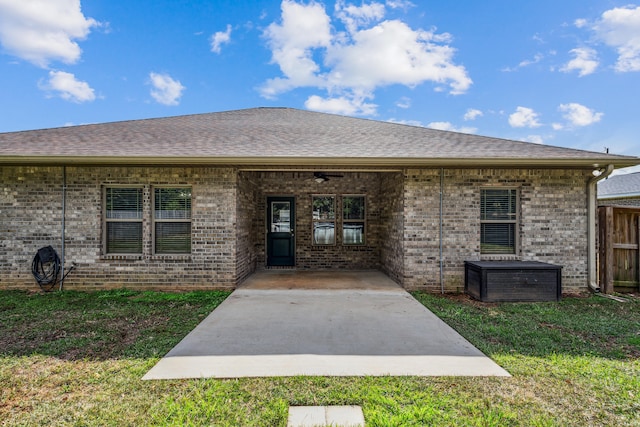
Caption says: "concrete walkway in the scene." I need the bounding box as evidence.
[143,271,509,379]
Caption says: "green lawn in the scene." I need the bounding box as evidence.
[1,289,639,426]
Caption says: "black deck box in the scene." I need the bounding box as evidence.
[464,261,562,302]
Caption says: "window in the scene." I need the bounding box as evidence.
[480,188,517,254]
[154,187,192,254]
[104,187,143,254]
[312,195,335,245]
[343,195,365,245]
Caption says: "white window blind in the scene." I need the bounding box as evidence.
[480,189,517,254]
[105,187,143,254]
[154,188,192,254]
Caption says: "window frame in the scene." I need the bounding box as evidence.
[342,194,366,245]
[312,194,336,246]
[480,187,519,255]
[103,185,144,255]
[152,186,193,255]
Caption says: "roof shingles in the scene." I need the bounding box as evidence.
[0,107,637,167]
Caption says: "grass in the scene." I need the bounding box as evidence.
[1,289,639,426]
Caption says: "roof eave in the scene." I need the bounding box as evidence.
[0,155,638,168]
[598,192,640,200]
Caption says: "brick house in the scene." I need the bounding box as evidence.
[1,108,637,292]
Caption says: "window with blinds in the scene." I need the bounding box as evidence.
[480,188,517,254]
[154,187,192,254]
[104,187,143,254]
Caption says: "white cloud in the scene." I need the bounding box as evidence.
[305,94,377,116]
[260,0,471,115]
[519,53,543,68]
[508,106,541,128]
[325,20,471,94]
[574,18,588,28]
[335,0,386,34]
[39,70,95,102]
[261,0,332,98]
[558,103,603,127]
[502,53,543,72]
[395,96,411,109]
[0,0,99,68]
[593,5,640,72]
[463,108,483,121]
[210,24,232,54]
[426,121,477,134]
[385,0,414,9]
[387,118,424,127]
[148,72,185,106]
[524,135,545,144]
[560,47,599,76]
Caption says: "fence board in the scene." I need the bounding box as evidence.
[598,205,640,293]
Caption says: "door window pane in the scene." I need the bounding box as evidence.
[271,202,291,232]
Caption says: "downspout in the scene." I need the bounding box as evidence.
[439,168,444,294]
[587,164,614,292]
[60,166,66,291]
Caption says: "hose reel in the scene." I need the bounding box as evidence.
[31,246,74,292]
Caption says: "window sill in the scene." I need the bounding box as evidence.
[479,254,521,261]
[101,254,192,261]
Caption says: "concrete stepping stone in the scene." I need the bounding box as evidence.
[287,405,365,427]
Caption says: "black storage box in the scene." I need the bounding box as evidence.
[464,261,562,302]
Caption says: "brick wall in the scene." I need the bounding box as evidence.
[1,166,238,290]
[1,166,593,292]
[236,172,259,282]
[380,172,404,283]
[242,171,384,271]
[403,168,591,292]
[598,197,640,207]
[1,167,63,288]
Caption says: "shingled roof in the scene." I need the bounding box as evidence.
[598,172,640,199]
[0,107,637,168]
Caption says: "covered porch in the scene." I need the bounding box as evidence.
[235,170,406,286]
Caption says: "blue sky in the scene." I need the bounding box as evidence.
[1,0,640,169]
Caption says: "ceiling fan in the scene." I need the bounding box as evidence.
[313,172,344,183]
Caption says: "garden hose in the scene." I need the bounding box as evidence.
[31,246,61,292]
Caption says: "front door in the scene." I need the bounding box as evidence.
[266,196,295,266]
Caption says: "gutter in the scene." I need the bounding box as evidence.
[1,155,638,169]
[440,168,444,294]
[60,166,67,291]
[598,192,640,200]
[587,164,614,292]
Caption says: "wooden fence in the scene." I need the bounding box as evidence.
[598,205,640,293]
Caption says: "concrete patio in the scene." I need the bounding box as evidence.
[143,270,510,379]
